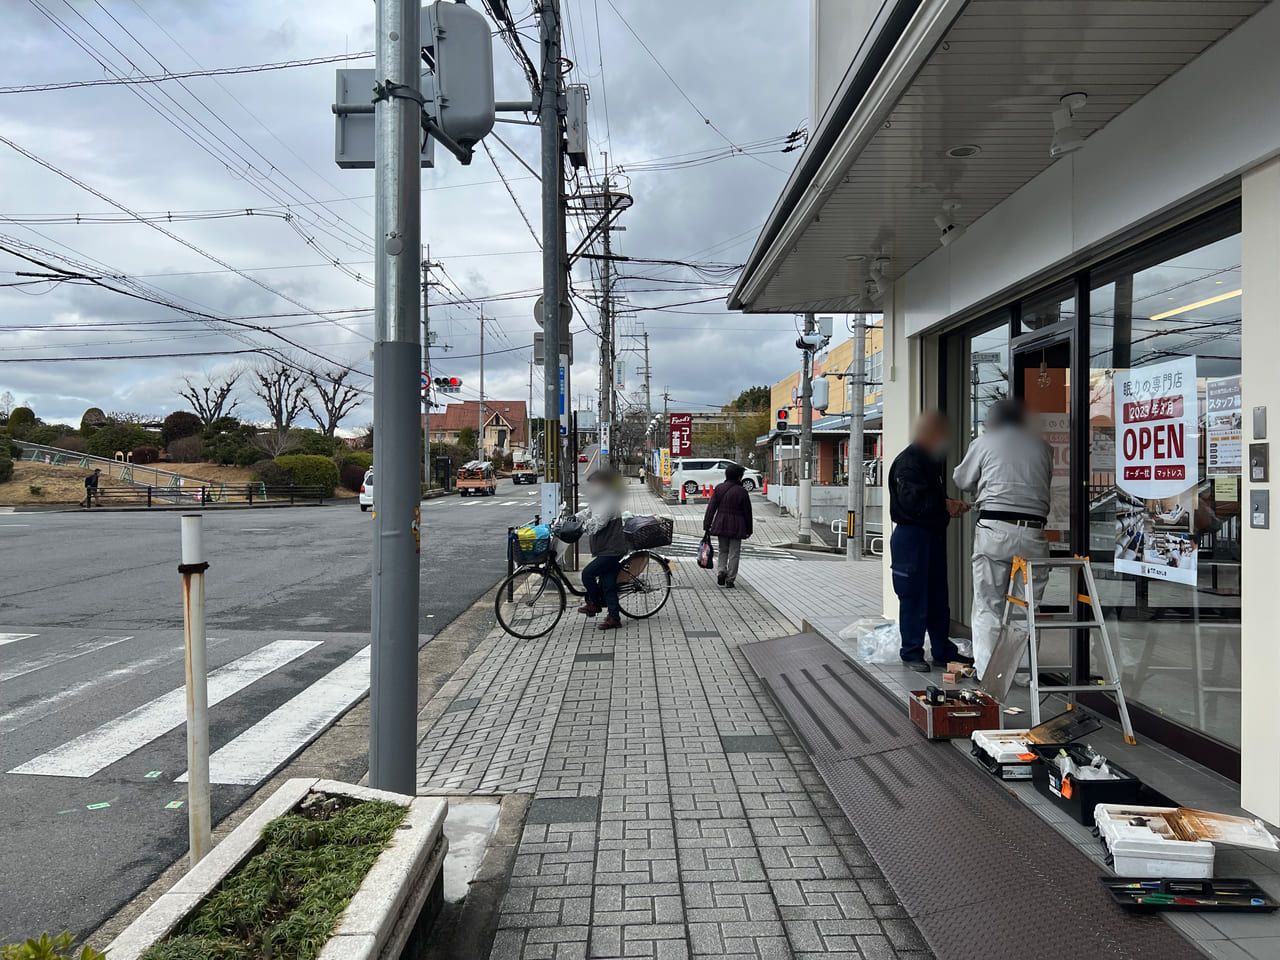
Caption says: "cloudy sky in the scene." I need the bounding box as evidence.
[0,0,815,431]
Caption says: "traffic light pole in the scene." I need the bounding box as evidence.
[369,0,422,796]
[848,312,866,560]
[797,313,815,545]
[539,0,564,496]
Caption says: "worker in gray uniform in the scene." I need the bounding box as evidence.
[952,398,1054,678]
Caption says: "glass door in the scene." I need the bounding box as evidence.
[1011,332,1074,555]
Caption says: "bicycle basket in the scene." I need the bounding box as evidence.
[624,515,673,549]
[510,525,552,564]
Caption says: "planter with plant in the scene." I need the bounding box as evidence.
[1,931,105,960]
[106,779,447,960]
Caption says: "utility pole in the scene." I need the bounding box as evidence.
[369,0,422,796]
[539,0,564,499]
[528,354,534,450]
[643,330,651,422]
[847,313,867,560]
[797,313,815,545]
[599,173,613,465]
[422,252,440,490]
[478,312,486,460]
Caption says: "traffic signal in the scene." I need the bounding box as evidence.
[432,376,463,394]
[776,408,789,432]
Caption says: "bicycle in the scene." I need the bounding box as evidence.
[495,515,674,639]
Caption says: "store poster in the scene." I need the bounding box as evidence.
[1040,412,1072,535]
[1113,356,1199,586]
[1206,376,1243,477]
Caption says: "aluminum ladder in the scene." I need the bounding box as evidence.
[1000,555,1137,743]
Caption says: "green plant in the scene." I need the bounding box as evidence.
[141,798,405,960]
[1,931,106,960]
[6,406,36,438]
[289,428,338,457]
[273,454,339,497]
[132,445,160,465]
[161,410,203,446]
[201,417,258,466]
[56,435,87,454]
[85,423,158,460]
[28,485,42,496]
[457,425,477,453]
[0,455,13,483]
[79,407,107,435]
[340,463,367,492]
[166,435,203,462]
[250,459,290,487]
[335,449,373,473]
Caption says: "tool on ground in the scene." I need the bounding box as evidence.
[981,555,1136,741]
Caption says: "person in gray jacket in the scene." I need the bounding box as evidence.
[952,398,1054,678]
[577,467,628,630]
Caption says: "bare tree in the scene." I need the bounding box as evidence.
[302,365,363,438]
[252,427,299,457]
[179,371,241,423]
[249,360,307,438]
[0,391,14,419]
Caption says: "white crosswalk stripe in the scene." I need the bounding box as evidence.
[0,635,132,684]
[178,646,371,786]
[8,639,319,778]
[0,633,36,647]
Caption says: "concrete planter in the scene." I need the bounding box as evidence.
[107,778,448,960]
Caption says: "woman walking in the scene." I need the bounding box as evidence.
[703,464,753,588]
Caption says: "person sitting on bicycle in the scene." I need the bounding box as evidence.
[577,467,626,630]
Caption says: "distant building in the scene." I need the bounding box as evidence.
[425,400,527,457]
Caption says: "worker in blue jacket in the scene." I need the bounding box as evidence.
[887,411,972,672]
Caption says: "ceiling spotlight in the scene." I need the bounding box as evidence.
[945,144,981,159]
[1050,92,1088,159]
[934,199,965,247]
[869,256,891,296]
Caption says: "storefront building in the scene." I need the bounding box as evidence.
[730,1,1280,820]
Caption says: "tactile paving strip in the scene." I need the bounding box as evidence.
[744,632,1203,960]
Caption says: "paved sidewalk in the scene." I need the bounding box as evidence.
[416,559,930,958]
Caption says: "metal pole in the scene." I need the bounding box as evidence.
[539,0,563,496]
[797,314,815,544]
[179,514,210,866]
[369,0,421,796]
[600,175,612,465]
[847,313,867,560]
[479,313,486,460]
[643,330,651,423]
[423,255,432,489]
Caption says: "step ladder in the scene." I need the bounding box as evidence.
[1000,555,1136,744]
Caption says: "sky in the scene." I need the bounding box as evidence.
[0,0,814,432]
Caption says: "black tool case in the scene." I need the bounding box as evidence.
[970,710,1103,781]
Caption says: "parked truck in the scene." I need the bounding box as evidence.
[511,449,537,485]
[457,460,497,497]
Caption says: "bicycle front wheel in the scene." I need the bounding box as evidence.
[616,551,672,619]
[495,567,566,639]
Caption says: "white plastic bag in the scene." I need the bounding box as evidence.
[950,636,974,658]
[859,622,901,663]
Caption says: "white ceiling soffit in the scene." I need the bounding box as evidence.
[731,0,1265,315]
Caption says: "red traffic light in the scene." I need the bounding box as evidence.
[776,409,789,421]
[449,377,461,386]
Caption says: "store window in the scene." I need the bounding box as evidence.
[1021,280,1077,332]
[1088,214,1242,747]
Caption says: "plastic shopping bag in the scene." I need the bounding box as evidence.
[697,535,715,570]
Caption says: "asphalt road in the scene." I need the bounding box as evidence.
[0,480,544,943]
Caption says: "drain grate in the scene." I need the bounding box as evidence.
[743,632,1203,960]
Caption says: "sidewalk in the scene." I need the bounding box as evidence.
[625,482,800,548]
[415,548,930,957]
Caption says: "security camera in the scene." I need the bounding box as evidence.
[795,332,827,350]
[870,257,891,297]
[1050,92,1087,159]
[935,199,965,247]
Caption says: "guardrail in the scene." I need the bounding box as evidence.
[86,484,329,508]
[831,518,884,556]
[15,440,203,491]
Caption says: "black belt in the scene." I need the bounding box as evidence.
[978,510,1046,528]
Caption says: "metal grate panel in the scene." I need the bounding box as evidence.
[744,632,1203,960]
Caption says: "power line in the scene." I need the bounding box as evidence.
[0,51,373,94]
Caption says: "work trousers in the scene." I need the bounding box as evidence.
[716,536,741,584]
[889,524,957,663]
[971,519,1049,677]
[582,555,622,618]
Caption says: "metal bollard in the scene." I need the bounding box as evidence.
[179,516,211,866]
[147,486,152,508]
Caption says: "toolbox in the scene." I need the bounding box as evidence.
[1030,741,1145,826]
[909,689,1000,740]
[1094,804,1280,879]
[1101,877,1278,913]
[970,710,1104,781]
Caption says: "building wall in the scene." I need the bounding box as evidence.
[811,0,884,127]
[902,0,1280,339]
[1241,156,1280,823]
[769,325,885,418]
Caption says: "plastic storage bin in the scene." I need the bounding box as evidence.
[970,710,1103,782]
[1094,804,1279,879]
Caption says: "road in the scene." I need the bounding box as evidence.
[0,480,544,942]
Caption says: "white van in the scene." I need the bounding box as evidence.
[669,458,764,496]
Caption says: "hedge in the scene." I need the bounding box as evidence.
[336,450,373,473]
[273,454,339,497]
[0,455,12,484]
[250,459,290,487]
[340,463,367,493]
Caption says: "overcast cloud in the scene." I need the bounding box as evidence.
[0,0,812,430]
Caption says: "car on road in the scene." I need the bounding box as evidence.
[512,459,538,484]
[669,458,765,495]
[359,469,374,511]
[578,453,589,463]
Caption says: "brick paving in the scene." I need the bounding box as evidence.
[416,497,929,959]
[625,482,799,548]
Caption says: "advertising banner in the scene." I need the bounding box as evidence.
[660,448,671,483]
[1206,375,1242,477]
[669,413,693,457]
[1040,411,1071,536]
[1113,356,1199,586]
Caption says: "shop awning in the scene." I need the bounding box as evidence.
[728,0,1263,315]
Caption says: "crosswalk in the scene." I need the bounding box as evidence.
[3,632,370,788]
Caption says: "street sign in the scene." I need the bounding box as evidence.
[971,350,1003,364]
[669,413,692,457]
